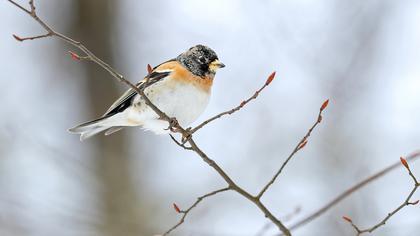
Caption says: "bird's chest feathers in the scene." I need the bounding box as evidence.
[144,79,211,126]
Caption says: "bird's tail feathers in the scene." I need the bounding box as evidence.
[69,115,120,141]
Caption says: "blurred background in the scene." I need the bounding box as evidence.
[1,0,420,235]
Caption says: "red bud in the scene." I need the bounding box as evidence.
[13,34,23,42]
[173,203,181,213]
[320,99,329,111]
[68,51,80,61]
[265,71,276,85]
[342,216,352,223]
[410,200,419,205]
[147,64,153,74]
[400,157,409,169]
[240,101,246,107]
[298,140,308,150]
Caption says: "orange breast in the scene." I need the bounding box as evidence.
[155,61,213,93]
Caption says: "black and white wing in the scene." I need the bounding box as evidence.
[103,70,172,117]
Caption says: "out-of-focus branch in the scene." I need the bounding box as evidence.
[283,150,420,233]
[343,157,420,235]
[163,187,231,236]
[8,1,294,235]
[191,72,276,133]
[257,99,329,199]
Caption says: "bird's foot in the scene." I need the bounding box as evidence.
[165,117,180,132]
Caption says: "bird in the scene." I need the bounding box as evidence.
[69,45,225,141]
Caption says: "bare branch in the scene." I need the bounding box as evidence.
[163,187,231,236]
[257,99,329,199]
[12,32,52,42]
[169,134,192,150]
[191,72,277,133]
[29,0,35,14]
[344,156,420,235]
[7,0,31,14]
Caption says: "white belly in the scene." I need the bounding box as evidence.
[127,80,210,134]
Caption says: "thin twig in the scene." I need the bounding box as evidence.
[8,2,292,235]
[257,99,329,199]
[29,0,35,13]
[169,134,192,150]
[191,72,276,133]
[12,32,52,41]
[163,187,231,236]
[344,156,420,235]
[7,0,30,14]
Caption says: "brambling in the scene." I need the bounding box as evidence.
[69,45,225,141]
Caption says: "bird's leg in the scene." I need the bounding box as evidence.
[164,118,192,143]
[165,117,179,132]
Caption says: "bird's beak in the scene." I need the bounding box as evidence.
[213,59,225,68]
[209,59,225,73]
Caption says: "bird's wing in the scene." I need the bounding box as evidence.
[103,70,172,117]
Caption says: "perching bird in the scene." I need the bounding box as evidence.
[69,45,225,141]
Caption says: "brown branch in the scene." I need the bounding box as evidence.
[169,134,192,151]
[8,1,292,235]
[257,99,329,199]
[163,187,231,236]
[13,32,52,41]
[344,156,420,235]
[191,72,276,133]
[7,0,31,14]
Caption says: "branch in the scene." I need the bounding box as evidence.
[169,134,192,151]
[8,1,292,235]
[343,156,419,235]
[163,187,231,236]
[191,72,276,133]
[256,206,301,236]
[13,32,52,41]
[257,99,329,199]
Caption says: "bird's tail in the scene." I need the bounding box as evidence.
[69,114,121,141]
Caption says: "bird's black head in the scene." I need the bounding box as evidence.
[176,45,225,77]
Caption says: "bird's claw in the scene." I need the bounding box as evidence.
[165,119,192,143]
[165,117,180,132]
